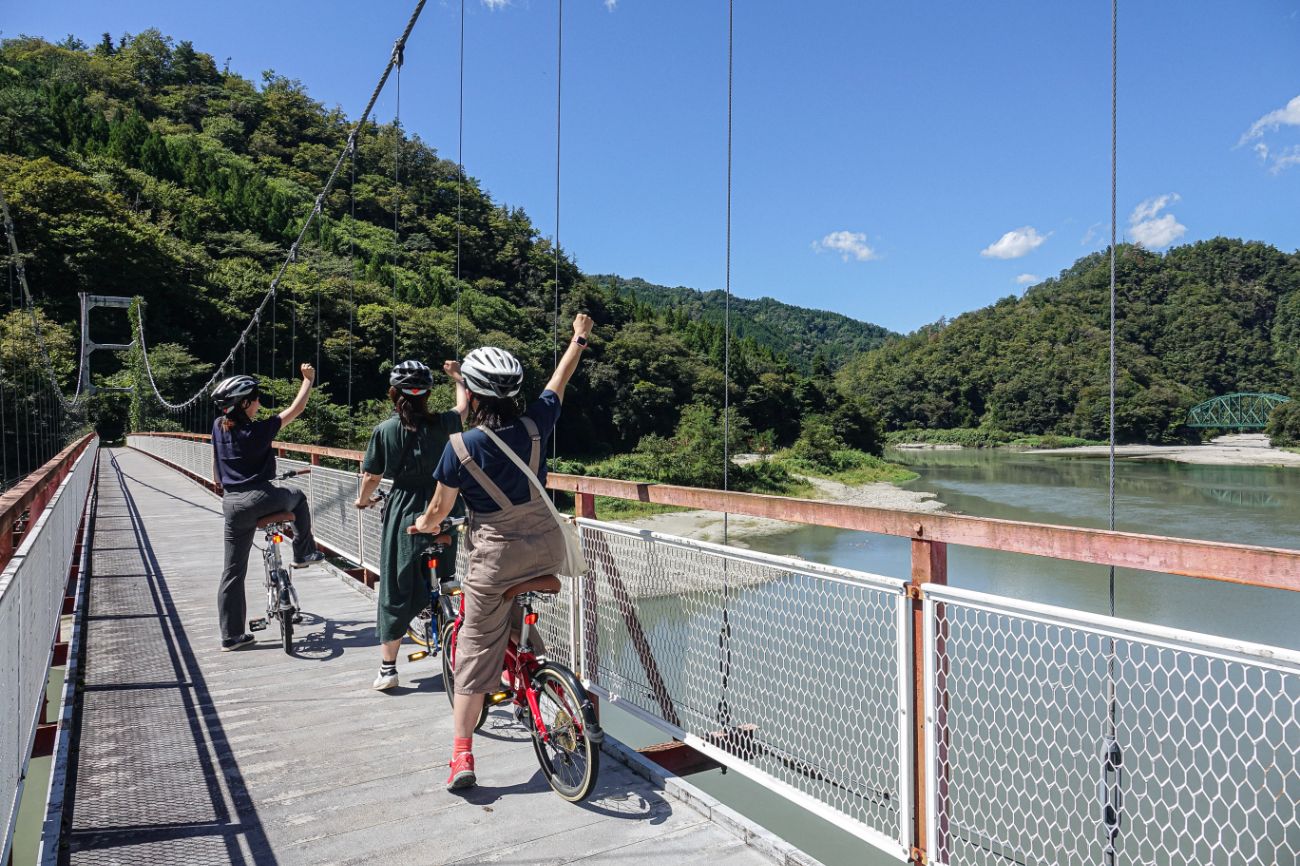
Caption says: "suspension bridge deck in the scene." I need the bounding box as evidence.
[64,449,781,866]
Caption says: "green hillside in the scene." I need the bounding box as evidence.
[0,30,883,488]
[838,239,1300,443]
[593,276,896,373]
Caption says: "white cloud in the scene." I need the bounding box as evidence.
[1270,145,1300,174]
[1238,95,1300,173]
[1080,222,1107,247]
[604,0,618,9]
[1239,94,1300,144]
[812,230,877,262]
[1128,193,1186,249]
[980,226,1046,260]
[482,0,510,9]
[1016,274,1039,286]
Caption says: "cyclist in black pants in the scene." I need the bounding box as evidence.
[211,364,324,651]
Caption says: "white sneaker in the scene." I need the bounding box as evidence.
[372,669,399,690]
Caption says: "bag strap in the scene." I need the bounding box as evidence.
[449,431,513,511]
[479,425,571,529]
[520,416,541,475]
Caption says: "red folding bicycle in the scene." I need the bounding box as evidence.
[440,571,603,802]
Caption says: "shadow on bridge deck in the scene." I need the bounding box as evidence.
[63,449,772,865]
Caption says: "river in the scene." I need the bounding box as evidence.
[607,448,1300,866]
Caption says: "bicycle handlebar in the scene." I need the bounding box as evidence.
[277,469,311,480]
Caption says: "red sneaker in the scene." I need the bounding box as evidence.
[446,752,476,791]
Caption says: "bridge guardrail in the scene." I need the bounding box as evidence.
[128,431,1300,864]
[923,584,1300,866]
[1,434,97,862]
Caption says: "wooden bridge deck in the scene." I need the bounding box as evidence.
[63,449,778,866]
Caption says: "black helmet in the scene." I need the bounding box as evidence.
[390,359,434,395]
[212,375,259,414]
[460,347,523,398]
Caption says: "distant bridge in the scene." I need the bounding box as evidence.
[1186,392,1292,429]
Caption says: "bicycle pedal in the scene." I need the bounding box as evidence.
[248,618,268,632]
[407,650,429,662]
[487,689,511,706]
[291,613,304,624]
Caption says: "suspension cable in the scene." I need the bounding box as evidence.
[552,0,563,464]
[132,0,429,411]
[347,142,357,443]
[0,186,84,412]
[393,44,404,366]
[722,0,734,544]
[1101,4,1124,865]
[455,0,466,357]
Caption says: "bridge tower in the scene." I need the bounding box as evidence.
[77,293,135,396]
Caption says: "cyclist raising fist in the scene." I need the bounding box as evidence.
[211,363,324,651]
[409,313,594,791]
[354,359,468,691]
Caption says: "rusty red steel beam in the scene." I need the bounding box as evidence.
[131,432,1300,592]
[0,433,96,572]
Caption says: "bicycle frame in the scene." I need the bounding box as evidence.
[452,591,584,746]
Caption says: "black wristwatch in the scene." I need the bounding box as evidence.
[572,335,589,349]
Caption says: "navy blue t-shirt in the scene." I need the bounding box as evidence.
[212,415,282,491]
[433,391,561,513]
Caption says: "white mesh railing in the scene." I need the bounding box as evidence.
[0,440,96,858]
[577,519,911,855]
[923,585,1300,866]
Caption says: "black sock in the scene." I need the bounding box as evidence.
[380,662,397,675]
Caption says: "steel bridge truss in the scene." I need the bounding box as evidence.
[1186,393,1291,429]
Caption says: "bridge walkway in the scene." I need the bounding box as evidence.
[65,448,770,865]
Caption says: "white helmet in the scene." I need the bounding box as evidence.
[460,347,523,398]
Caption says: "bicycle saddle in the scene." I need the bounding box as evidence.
[504,575,562,600]
[256,511,296,529]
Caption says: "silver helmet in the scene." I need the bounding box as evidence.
[212,375,259,414]
[389,359,434,395]
[460,347,523,398]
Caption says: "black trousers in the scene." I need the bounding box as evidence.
[219,482,317,640]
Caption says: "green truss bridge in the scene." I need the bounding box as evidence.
[1186,392,1292,429]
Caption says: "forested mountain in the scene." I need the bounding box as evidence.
[0,31,879,467]
[592,276,895,373]
[838,239,1300,443]
[4,31,1295,471]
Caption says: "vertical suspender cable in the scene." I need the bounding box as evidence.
[455,0,465,357]
[1101,3,1124,864]
[722,0,734,545]
[393,48,403,366]
[348,142,357,443]
[552,0,563,464]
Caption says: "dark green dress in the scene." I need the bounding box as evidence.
[363,412,463,641]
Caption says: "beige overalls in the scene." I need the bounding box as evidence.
[449,417,563,695]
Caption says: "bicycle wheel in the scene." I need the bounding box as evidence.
[439,619,488,729]
[280,607,293,654]
[528,664,600,801]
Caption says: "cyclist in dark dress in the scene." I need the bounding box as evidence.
[211,364,324,651]
[354,360,468,691]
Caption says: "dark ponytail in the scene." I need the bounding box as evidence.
[219,400,254,432]
[390,386,433,432]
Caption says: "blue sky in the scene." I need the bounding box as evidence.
[7,1,1300,333]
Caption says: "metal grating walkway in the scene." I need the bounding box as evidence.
[62,449,777,865]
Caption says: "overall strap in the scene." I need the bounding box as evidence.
[449,432,513,511]
[520,417,542,476]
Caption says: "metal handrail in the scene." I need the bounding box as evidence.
[128,431,1300,593]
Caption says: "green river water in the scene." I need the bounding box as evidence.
[618,448,1300,866]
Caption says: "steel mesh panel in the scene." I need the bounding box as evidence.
[925,588,1300,866]
[579,520,906,849]
[308,465,362,562]
[0,442,95,849]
